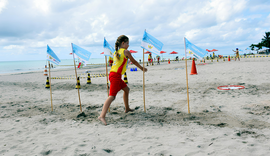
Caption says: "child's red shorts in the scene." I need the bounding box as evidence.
[109,72,127,96]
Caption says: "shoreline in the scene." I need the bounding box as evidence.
[1,54,269,75]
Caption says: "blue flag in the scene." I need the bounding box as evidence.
[47,45,61,65]
[71,43,92,63]
[185,38,207,59]
[103,38,114,57]
[141,30,163,55]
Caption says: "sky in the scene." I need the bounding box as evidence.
[0,0,269,61]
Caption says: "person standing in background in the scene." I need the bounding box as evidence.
[233,48,240,61]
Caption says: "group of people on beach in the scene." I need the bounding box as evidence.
[208,48,240,61]
[147,53,161,65]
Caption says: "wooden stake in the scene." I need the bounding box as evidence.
[184,37,190,114]
[105,56,110,112]
[143,49,146,112]
[185,59,190,114]
[71,43,82,113]
[48,61,53,111]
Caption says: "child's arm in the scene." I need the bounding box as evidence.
[124,50,147,72]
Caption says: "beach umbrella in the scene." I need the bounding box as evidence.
[206,49,218,52]
[207,49,218,58]
[130,50,137,53]
[170,51,178,60]
[210,49,218,58]
[160,51,166,60]
[144,51,151,54]
[170,51,178,54]
[100,52,104,54]
[211,49,218,52]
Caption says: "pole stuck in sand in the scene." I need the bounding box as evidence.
[71,43,82,113]
[48,61,53,111]
[140,29,163,113]
[143,49,146,112]
[184,37,191,114]
[46,45,61,111]
[105,55,110,112]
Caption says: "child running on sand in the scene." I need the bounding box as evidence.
[233,48,240,61]
[98,35,147,125]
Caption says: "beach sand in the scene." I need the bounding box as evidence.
[1,57,270,155]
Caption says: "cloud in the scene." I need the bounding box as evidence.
[211,0,246,22]
[3,45,24,50]
[33,0,50,14]
[0,0,270,61]
[0,0,7,13]
[248,0,270,11]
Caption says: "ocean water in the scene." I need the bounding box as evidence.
[0,55,179,74]
[0,58,106,74]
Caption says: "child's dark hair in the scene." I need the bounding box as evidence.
[115,35,129,60]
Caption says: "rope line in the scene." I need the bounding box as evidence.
[51,73,106,79]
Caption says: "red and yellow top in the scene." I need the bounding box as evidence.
[108,56,113,63]
[110,48,128,75]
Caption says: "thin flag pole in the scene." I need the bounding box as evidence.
[48,61,53,111]
[105,55,110,112]
[184,37,190,114]
[143,49,146,112]
[71,43,82,112]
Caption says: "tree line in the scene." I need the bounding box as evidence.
[250,32,270,50]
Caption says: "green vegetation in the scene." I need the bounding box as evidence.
[250,32,270,50]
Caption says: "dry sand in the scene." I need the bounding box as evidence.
[1,57,270,155]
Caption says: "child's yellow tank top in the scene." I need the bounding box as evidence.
[110,48,128,75]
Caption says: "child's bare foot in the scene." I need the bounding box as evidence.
[98,116,107,126]
[125,108,134,113]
